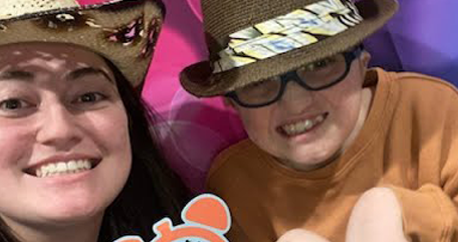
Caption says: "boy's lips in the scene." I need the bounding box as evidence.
[277,112,329,137]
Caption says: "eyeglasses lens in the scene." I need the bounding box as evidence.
[234,53,348,107]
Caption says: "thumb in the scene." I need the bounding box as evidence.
[277,229,331,242]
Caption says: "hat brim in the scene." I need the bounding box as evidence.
[0,0,165,88]
[180,0,398,97]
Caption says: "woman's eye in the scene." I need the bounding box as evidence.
[75,92,106,103]
[0,99,31,110]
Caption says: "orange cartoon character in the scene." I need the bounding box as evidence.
[114,194,231,242]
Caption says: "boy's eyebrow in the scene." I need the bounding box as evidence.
[0,70,34,81]
[67,67,114,83]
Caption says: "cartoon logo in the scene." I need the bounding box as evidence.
[114,194,231,242]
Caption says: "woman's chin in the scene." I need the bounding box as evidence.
[36,210,104,227]
[31,200,105,225]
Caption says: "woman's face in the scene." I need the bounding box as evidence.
[0,42,131,229]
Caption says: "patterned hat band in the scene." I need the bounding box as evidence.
[212,0,363,74]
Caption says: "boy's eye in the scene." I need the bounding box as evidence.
[314,60,328,68]
[308,60,328,70]
[305,57,337,71]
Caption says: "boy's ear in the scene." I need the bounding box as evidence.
[222,96,242,113]
[223,97,235,108]
[358,50,371,78]
[360,50,371,69]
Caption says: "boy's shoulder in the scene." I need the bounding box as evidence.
[374,68,458,111]
[388,70,458,96]
[375,68,458,140]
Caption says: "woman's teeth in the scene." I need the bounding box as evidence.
[281,114,326,136]
[35,160,93,178]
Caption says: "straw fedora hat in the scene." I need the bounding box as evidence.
[0,0,165,88]
[180,0,398,97]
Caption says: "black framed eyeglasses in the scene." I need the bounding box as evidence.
[225,46,364,108]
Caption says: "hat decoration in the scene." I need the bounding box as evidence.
[0,0,165,88]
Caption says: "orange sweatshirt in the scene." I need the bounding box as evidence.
[206,68,458,242]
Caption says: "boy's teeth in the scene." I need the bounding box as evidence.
[35,160,93,178]
[282,114,326,136]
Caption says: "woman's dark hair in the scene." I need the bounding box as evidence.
[99,59,190,241]
[0,58,190,242]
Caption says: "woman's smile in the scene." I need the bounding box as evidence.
[23,154,102,178]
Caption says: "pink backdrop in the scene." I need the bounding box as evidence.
[142,0,245,193]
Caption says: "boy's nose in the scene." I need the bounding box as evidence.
[36,105,82,150]
[279,80,314,115]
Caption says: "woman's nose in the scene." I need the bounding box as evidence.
[35,104,82,150]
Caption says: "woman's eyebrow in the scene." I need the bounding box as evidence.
[0,70,34,81]
[67,67,113,83]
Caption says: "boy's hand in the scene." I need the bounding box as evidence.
[346,187,407,242]
[276,228,330,242]
[277,187,408,242]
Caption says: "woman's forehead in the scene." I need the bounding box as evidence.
[0,42,117,88]
[0,42,107,67]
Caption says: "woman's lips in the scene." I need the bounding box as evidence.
[24,157,101,178]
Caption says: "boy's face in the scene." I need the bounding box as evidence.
[231,51,372,171]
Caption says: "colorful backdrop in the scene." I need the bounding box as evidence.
[142,0,458,193]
